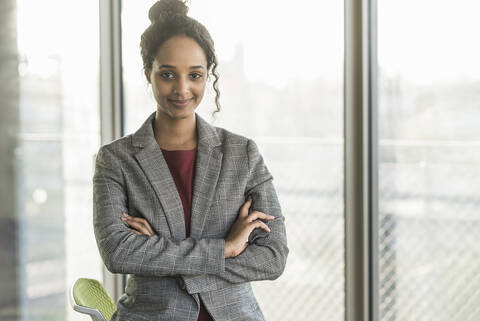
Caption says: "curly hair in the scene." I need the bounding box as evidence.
[140,0,221,120]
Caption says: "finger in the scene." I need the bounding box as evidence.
[125,220,152,236]
[133,218,155,235]
[145,224,155,236]
[129,228,142,235]
[124,215,146,224]
[125,220,154,236]
[243,196,253,208]
[126,220,148,234]
[250,220,271,232]
[124,216,155,235]
[247,211,275,222]
[239,196,253,218]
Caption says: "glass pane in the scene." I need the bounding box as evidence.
[1,0,103,320]
[122,1,344,320]
[378,1,480,320]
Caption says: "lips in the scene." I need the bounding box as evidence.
[168,98,193,107]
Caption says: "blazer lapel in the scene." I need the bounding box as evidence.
[190,113,223,240]
[132,111,223,241]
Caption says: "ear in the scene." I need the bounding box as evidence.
[144,69,151,83]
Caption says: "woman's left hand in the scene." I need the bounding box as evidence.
[121,213,155,236]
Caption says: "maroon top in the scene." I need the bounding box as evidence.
[160,147,214,321]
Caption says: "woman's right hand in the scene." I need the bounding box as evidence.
[224,196,275,258]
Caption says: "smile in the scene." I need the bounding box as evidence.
[168,98,193,107]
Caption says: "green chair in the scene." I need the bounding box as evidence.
[70,277,117,321]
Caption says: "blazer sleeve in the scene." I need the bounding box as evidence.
[93,145,227,276]
[182,138,289,294]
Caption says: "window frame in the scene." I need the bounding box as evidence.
[344,0,379,320]
[99,0,126,300]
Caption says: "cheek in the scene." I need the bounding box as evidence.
[193,81,207,98]
[153,82,171,99]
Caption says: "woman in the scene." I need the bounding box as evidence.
[93,0,288,320]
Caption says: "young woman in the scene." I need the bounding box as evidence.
[93,1,288,320]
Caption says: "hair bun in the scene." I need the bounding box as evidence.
[148,0,189,23]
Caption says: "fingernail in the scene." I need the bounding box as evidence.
[121,217,126,221]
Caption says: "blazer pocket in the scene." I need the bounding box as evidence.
[211,283,260,315]
[120,276,189,313]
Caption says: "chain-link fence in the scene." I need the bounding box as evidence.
[251,141,480,321]
[252,142,344,321]
[379,144,480,321]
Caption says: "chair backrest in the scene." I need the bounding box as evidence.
[70,278,117,321]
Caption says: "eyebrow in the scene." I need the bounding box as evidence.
[158,64,205,70]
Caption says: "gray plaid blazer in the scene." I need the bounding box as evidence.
[93,111,288,321]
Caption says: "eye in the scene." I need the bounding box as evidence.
[159,72,175,80]
[190,72,203,80]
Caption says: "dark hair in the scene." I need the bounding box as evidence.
[140,0,221,119]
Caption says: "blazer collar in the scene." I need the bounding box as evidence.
[132,111,223,240]
[132,111,221,150]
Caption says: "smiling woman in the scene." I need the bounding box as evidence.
[145,35,208,125]
[119,0,345,319]
[93,1,288,321]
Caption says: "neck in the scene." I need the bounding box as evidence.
[153,110,197,148]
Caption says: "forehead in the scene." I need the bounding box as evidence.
[153,35,207,69]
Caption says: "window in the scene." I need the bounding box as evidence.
[377,0,480,320]
[9,0,473,320]
[2,1,103,320]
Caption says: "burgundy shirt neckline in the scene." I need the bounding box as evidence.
[160,147,197,152]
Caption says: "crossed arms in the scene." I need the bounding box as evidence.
[93,139,288,294]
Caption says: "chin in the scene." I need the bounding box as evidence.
[170,108,196,119]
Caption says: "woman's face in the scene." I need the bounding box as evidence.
[146,35,208,120]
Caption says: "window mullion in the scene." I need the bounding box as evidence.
[344,0,378,320]
[99,0,124,301]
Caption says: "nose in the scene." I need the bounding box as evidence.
[173,76,190,97]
